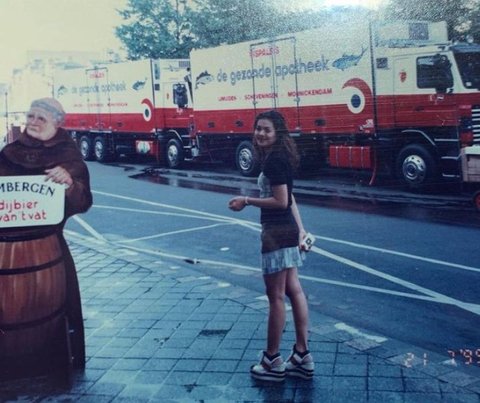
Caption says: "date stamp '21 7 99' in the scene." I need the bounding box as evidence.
[404,349,480,367]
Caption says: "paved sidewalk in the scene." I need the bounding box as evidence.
[1,233,480,402]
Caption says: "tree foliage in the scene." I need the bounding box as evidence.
[116,0,196,59]
[383,0,480,40]
[115,0,350,60]
[116,0,480,61]
[191,0,282,48]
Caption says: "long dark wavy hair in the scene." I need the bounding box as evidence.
[252,110,300,170]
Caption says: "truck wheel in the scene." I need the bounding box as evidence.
[396,144,437,189]
[94,136,113,162]
[236,141,260,177]
[166,139,183,169]
[79,136,94,161]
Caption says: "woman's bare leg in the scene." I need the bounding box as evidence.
[285,268,309,352]
[263,270,288,356]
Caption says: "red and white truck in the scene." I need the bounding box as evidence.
[54,19,480,188]
[54,58,192,163]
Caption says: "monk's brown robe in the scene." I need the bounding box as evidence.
[0,128,92,369]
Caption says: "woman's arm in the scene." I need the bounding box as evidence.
[291,194,305,231]
[291,194,307,246]
[228,184,288,211]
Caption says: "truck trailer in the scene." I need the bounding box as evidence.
[54,19,480,188]
[54,58,192,163]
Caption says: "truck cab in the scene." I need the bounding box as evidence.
[373,22,480,187]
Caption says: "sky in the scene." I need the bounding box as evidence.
[0,0,127,82]
[0,0,385,83]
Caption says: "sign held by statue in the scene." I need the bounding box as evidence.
[0,175,65,228]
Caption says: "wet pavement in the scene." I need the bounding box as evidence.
[1,231,480,402]
[136,166,479,228]
[101,159,476,211]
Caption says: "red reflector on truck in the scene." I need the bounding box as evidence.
[460,131,474,147]
[329,146,372,169]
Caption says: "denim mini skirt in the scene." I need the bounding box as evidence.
[261,246,304,275]
[260,217,304,275]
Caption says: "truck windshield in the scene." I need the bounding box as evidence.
[454,52,480,89]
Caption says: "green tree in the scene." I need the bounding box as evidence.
[189,1,371,49]
[116,0,196,59]
[115,0,376,60]
[383,0,480,40]
[191,0,284,48]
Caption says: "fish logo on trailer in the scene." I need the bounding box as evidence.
[133,78,148,91]
[56,85,68,97]
[333,47,368,71]
[195,71,214,89]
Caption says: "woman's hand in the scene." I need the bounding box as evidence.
[45,166,73,187]
[228,196,247,211]
[299,228,308,250]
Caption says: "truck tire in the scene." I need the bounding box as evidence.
[79,135,94,161]
[166,138,184,169]
[94,136,113,162]
[396,144,437,189]
[236,141,260,177]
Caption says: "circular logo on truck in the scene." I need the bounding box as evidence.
[341,78,372,115]
[141,98,153,122]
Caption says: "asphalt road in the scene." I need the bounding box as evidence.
[65,160,480,371]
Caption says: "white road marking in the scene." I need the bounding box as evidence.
[93,190,241,221]
[334,323,388,343]
[72,215,107,242]
[93,204,231,223]
[117,222,232,243]
[77,191,480,315]
[66,236,456,307]
[93,190,480,274]
[176,245,480,315]
[318,235,480,273]
[313,245,480,316]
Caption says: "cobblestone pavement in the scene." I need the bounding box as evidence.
[1,233,480,402]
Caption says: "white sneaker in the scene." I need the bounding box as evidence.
[285,345,314,380]
[250,351,286,382]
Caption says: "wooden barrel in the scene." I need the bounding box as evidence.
[0,230,66,359]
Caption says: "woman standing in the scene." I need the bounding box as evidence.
[228,110,314,382]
